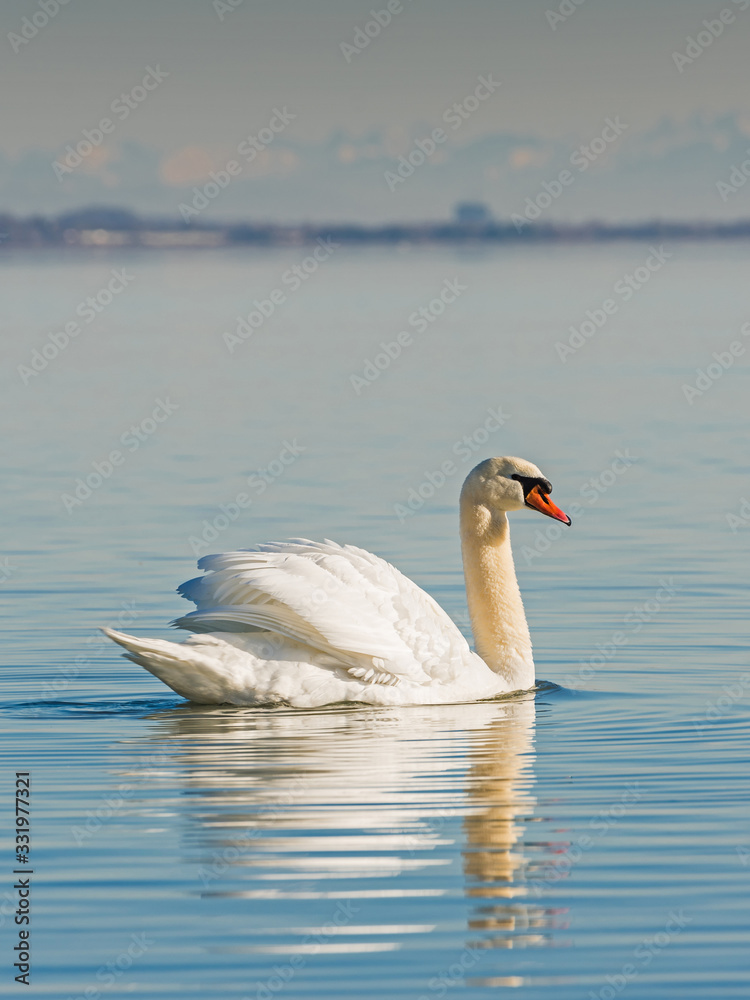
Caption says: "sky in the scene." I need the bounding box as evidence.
[3,0,750,222]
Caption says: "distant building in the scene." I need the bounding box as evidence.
[454,202,493,225]
[57,206,141,231]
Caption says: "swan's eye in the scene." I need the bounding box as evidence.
[512,474,553,496]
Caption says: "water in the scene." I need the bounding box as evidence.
[1,241,749,998]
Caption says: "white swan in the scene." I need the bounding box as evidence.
[103,457,570,707]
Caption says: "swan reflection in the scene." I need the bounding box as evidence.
[137,695,559,966]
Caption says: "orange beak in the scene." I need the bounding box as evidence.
[524,484,571,525]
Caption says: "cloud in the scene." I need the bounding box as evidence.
[160,146,224,187]
[4,115,750,223]
[508,146,551,170]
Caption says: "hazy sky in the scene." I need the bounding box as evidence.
[3,0,750,220]
[5,0,749,153]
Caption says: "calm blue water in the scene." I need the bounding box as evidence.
[1,242,749,998]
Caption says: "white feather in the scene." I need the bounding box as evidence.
[172,539,471,685]
[102,538,497,707]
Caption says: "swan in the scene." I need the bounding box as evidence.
[102,457,570,707]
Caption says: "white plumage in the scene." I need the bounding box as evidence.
[103,457,571,707]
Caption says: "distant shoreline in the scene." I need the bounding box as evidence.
[3,211,750,248]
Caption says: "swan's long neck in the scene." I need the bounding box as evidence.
[459,495,534,690]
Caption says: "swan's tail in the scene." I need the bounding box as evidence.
[101,627,234,703]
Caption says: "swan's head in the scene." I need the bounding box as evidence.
[461,456,571,526]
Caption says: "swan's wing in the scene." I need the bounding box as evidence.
[172,539,473,686]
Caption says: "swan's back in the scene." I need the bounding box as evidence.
[172,539,475,686]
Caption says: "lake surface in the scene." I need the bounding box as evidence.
[1,241,749,998]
